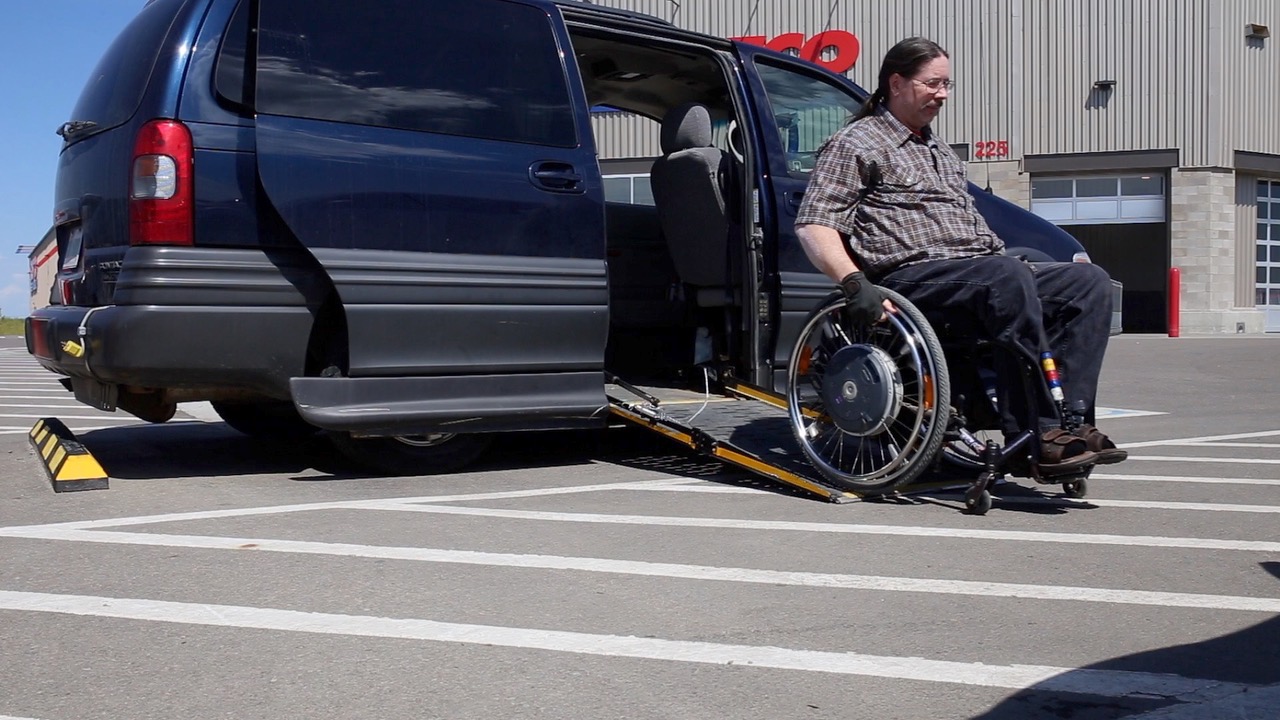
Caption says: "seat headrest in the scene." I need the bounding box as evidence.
[660,103,712,154]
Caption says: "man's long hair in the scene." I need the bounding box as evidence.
[854,37,949,122]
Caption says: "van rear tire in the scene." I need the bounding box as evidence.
[212,401,319,440]
[328,431,492,476]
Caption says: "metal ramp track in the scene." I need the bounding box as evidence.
[607,380,970,504]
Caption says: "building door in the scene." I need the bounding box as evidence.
[1257,180,1280,332]
[1031,175,1168,333]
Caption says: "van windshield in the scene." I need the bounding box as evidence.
[66,0,181,139]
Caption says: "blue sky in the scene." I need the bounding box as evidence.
[0,2,141,317]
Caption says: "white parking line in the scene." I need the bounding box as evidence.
[370,504,1280,553]
[0,403,107,409]
[1091,473,1280,486]
[0,479,697,532]
[643,483,1280,512]
[1175,442,1280,449]
[6,527,1278,613]
[1124,430,1280,449]
[0,425,128,436]
[983,496,1280,514]
[0,590,1256,701]
[0,413,134,421]
[628,484,761,494]
[1126,456,1280,465]
[4,478,1276,551]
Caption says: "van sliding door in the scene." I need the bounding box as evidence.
[252,0,609,430]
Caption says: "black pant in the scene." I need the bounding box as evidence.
[877,255,1113,434]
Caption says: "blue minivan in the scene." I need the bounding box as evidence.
[27,0,1100,474]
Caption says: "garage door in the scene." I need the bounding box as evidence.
[1031,175,1168,333]
[1257,180,1280,332]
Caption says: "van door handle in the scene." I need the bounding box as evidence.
[530,161,584,194]
[785,191,805,213]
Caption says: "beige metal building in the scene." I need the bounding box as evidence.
[591,0,1280,334]
[26,227,56,315]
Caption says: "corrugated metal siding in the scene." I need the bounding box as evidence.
[591,112,662,160]
[1023,0,1216,165]
[586,0,1021,159]
[1224,0,1280,158]
[583,1,1276,168]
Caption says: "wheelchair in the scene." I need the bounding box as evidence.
[786,287,1091,514]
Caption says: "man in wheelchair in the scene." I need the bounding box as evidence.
[794,36,1127,478]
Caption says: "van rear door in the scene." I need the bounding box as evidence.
[252,0,608,432]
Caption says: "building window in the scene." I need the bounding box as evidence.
[603,174,654,206]
[1257,180,1280,307]
[1031,174,1166,225]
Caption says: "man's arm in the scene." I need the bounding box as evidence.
[796,223,860,284]
[796,222,892,321]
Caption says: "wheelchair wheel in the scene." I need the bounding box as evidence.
[787,288,950,495]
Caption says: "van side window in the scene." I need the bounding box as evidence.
[214,0,253,111]
[256,0,577,147]
[753,61,863,176]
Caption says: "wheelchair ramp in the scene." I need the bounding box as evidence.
[607,380,966,504]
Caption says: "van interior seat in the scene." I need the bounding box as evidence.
[649,103,737,307]
[604,201,684,328]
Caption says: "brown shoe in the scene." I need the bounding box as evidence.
[1037,428,1098,476]
[1074,424,1128,464]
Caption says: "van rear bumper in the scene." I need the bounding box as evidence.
[26,304,313,398]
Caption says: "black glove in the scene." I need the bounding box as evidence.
[839,271,885,327]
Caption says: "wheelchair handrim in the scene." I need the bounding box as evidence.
[787,298,944,487]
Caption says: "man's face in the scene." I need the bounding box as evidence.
[889,55,951,132]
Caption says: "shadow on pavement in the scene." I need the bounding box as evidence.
[76,421,723,483]
[970,562,1280,719]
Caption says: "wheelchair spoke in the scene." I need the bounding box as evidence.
[787,290,951,493]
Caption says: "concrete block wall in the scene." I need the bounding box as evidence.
[1170,168,1265,333]
[967,160,1029,208]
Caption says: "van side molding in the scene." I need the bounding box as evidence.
[290,372,608,435]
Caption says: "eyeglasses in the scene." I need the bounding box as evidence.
[912,78,955,92]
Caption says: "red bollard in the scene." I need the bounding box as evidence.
[1168,267,1181,337]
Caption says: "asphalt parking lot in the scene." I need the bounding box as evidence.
[1,333,1278,720]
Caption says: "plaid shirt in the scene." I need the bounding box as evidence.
[795,107,1003,279]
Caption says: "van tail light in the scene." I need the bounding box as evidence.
[130,119,193,246]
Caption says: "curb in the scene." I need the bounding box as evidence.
[28,418,109,492]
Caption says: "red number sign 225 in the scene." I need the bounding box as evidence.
[974,140,1010,159]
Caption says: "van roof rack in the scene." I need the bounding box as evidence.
[555,0,674,28]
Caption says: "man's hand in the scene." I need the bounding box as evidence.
[839,271,886,327]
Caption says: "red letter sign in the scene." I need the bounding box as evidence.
[733,31,861,73]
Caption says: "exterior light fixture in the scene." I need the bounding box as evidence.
[1093,79,1116,90]
[1247,23,1270,39]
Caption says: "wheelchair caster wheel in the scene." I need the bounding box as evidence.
[1062,478,1087,499]
[965,488,992,515]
